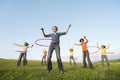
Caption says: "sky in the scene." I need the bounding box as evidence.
[0,0,120,62]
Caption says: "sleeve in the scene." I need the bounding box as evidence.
[58,32,66,36]
[44,33,52,37]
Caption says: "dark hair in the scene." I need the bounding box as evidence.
[70,48,73,51]
[79,38,84,42]
[24,42,29,46]
[103,45,106,48]
[53,26,58,31]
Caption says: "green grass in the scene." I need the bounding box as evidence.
[0,58,120,80]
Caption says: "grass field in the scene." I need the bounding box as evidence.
[0,58,120,80]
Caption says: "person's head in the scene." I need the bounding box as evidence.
[69,48,73,52]
[43,48,47,52]
[79,38,84,43]
[52,26,58,33]
[101,45,106,49]
[24,42,29,46]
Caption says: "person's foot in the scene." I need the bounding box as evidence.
[90,67,93,69]
[17,65,20,67]
[108,65,110,67]
[60,70,64,74]
[47,70,50,73]
[24,66,27,68]
[47,67,52,73]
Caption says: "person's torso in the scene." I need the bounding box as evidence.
[70,51,74,56]
[43,51,47,56]
[101,48,107,55]
[22,46,28,52]
[81,43,88,51]
[51,33,60,43]
[46,32,66,44]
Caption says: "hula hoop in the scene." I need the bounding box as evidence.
[87,46,116,54]
[88,46,100,54]
[107,52,115,54]
[14,51,27,53]
[35,38,52,47]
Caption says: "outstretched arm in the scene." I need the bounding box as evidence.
[74,43,81,46]
[84,36,88,43]
[29,45,34,48]
[65,24,71,33]
[13,43,23,47]
[41,28,46,37]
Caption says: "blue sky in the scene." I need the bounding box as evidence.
[0,0,120,62]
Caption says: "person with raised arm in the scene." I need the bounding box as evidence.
[13,42,34,67]
[41,24,71,74]
[97,42,110,67]
[75,36,93,69]
[41,48,47,65]
[69,47,76,65]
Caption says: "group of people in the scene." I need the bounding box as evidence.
[13,24,110,74]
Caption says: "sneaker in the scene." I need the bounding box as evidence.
[60,70,64,74]
[24,66,27,68]
[47,70,50,73]
[90,67,93,69]
[83,67,87,68]
[108,65,110,67]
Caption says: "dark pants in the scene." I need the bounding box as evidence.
[17,53,27,66]
[41,56,46,64]
[101,55,110,67]
[69,56,76,65]
[83,50,93,68]
[47,43,64,71]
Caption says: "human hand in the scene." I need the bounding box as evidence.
[83,36,86,39]
[41,28,44,31]
[69,24,72,28]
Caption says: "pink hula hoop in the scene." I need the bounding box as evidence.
[35,38,52,47]
[107,52,115,54]
[88,46,116,54]
[88,46,100,54]
[14,51,27,53]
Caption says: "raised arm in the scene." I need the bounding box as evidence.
[13,43,23,47]
[106,43,110,49]
[65,24,71,33]
[97,42,100,49]
[41,28,46,37]
[83,36,88,43]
